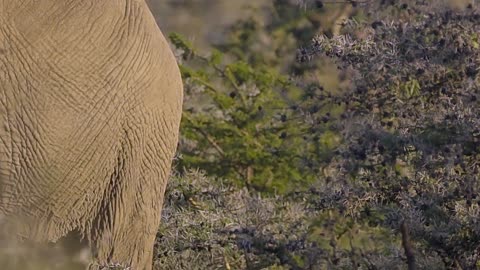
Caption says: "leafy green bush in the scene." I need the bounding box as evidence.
[170,0,351,193]
[171,33,325,193]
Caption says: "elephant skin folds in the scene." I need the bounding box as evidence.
[0,1,183,270]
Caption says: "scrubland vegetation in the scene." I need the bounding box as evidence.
[157,1,480,269]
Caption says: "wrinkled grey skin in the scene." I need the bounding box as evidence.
[0,1,183,269]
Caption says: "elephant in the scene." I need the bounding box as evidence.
[0,1,183,269]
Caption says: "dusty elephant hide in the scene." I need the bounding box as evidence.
[0,1,183,269]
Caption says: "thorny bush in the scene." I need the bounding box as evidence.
[164,1,480,269]
[297,2,480,269]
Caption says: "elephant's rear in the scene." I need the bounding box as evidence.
[0,1,182,269]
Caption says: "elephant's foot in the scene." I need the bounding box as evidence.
[88,262,132,270]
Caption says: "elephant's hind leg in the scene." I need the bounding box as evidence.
[89,174,163,270]
[88,121,172,270]
[89,228,158,270]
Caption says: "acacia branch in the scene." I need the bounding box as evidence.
[400,221,416,270]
